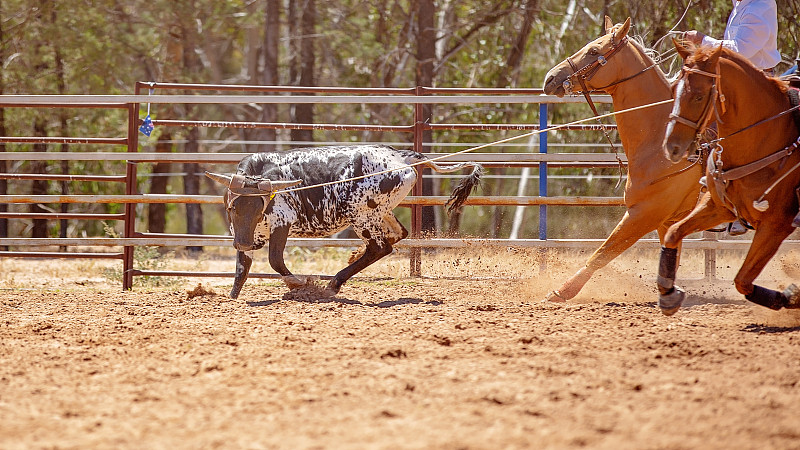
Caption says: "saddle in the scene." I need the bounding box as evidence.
[783,74,800,89]
[788,85,800,134]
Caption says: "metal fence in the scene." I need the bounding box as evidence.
[0,83,781,289]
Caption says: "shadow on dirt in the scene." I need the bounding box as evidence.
[245,300,281,307]
[279,292,438,308]
[740,324,800,334]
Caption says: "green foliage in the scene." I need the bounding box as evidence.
[2,0,798,241]
[100,222,179,287]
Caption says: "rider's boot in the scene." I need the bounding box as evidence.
[727,220,748,236]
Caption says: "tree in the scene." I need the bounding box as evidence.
[0,0,7,249]
[290,0,316,145]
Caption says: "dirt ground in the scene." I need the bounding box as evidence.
[2,247,800,449]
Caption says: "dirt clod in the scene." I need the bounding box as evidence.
[186,283,216,299]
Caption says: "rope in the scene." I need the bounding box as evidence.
[271,98,675,196]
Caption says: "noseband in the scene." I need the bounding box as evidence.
[563,36,630,96]
[669,66,727,135]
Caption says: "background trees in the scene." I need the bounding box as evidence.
[1,0,798,242]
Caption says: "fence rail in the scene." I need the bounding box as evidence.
[0,83,786,289]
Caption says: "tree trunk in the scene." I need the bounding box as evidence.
[489,0,540,238]
[261,0,280,152]
[0,0,7,249]
[291,0,315,145]
[148,132,171,235]
[416,0,436,235]
[30,118,48,238]
[184,127,203,253]
[52,5,69,248]
[179,6,204,252]
[497,0,539,88]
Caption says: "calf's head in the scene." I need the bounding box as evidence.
[206,172,301,251]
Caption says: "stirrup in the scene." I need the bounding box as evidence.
[793,213,800,228]
[793,187,800,227]
[727,221,748,236]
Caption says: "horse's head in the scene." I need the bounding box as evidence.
[662,40,723,163]
[543,16,632,97]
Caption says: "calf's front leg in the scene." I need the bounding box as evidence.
[230,250,253,299]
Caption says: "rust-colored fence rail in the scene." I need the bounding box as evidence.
[0,83,779,289]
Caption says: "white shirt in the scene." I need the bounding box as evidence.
[701,0,780,70]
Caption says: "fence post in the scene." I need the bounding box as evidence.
[538,103,548,240]
[123,90,141,290]
[703,231,717,280]
[538,103,549,272]
[410,86,425,277]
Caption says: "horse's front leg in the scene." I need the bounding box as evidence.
[658,193,734,315]
[546,207,661,302]
[735,221,797,310]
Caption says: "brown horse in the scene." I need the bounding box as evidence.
[542,17,702,301]
[658,40,800,315]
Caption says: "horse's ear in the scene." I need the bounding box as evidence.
[708,44,723,67]
[604,16,614,34]
[613,17,631,42]
[672,37,691,60]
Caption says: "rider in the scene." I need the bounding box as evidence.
[685,0,783,235]
[685,0,780,75]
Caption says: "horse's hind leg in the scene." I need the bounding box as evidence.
[735,222,796,310]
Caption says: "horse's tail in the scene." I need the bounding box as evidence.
[411,156,484,214]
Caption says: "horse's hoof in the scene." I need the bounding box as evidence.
[545,290,567,303]
[659,286,686,316]
[783,284,800,308]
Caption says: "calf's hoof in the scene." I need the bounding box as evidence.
[659,286,686,316]
[282,275,307,290]
[324,281,341,296]
[783,284,800,309]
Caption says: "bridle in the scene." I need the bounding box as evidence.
[668,65,727,137]
[669,61,800,215]
[562,34,636,188]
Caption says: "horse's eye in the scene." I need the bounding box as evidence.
[589,48,599,56]
[693,94,704,102]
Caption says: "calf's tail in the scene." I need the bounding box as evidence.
[418,159,483,214]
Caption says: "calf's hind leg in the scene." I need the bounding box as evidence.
[327,214,407,294]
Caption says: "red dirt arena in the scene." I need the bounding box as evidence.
[1,247,800,449]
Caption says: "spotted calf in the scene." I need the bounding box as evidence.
[206,145,482,298]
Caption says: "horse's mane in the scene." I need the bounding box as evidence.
[688,44,789,94]
[627,34,673,84]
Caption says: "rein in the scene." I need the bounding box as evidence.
[564,36,634,189]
